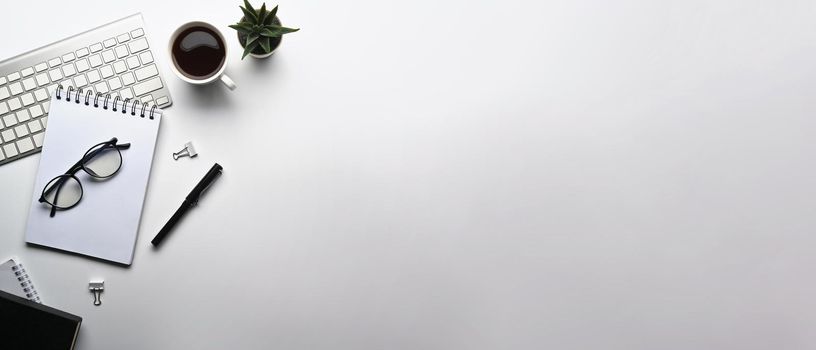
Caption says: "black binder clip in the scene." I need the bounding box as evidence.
[173,142,198,160]
[89,280,104,306]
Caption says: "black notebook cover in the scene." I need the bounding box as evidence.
[0,289,82,350]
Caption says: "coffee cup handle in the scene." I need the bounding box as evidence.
[220,74,237,90]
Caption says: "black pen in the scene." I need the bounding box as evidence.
[151,163,223,247]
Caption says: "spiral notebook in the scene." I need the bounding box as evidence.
[0,258,41,303]
[25,88,162,265]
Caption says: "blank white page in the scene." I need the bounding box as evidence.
[25,93,161,265]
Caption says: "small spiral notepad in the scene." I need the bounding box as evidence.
[0,258,41,303]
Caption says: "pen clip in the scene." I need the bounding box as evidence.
[198,171,221,201]
[188,163,223,207]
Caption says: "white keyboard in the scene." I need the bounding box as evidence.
[0,13,172,166]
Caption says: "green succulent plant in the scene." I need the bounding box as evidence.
[229,1,299,59]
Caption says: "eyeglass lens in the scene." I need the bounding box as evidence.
[83,144,123,178]
[43,175,83,209]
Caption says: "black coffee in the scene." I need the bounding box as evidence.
[171,26,226,79]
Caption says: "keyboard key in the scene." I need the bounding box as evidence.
[0,77,5,85]
[121,72,135,86]
[102,50,116,63]
[131,28,144,38]
[6,72,20,81]
[22,78,36,91]
[95,82,109,94]
[16,109,30,122]
[132,77,163,96]
[134,64,158,81]
[46,84,58,96]
[27,120,42,133]
[9,82,23,95]
[0,127,17,142]
[89,54,103,67]
[48,58,61,67]
[3,143,18,157]
[0,149,4,161]
[87,70,101,83]
[48,68,63,82]
[16,137,34,153]
[108,77,122,90]
[115,45,129,59]
[90,43,103,52]
[62,52,76,62]
[21,67,34,77]
[14,124,28,138]
[156,96,169,106]
[32,132,44,147]
[100,65,114,78]
[74,74,88,87]
[113,61,127,74]
[2,115,15,128]
[62,63,77,77]
[41,116,48,127]
[76,59,90,72]
[126,56,140,69]
[34,89,48,102]
[29,105,43,118]
[128,38,149,54]
[43,101,50,113]
[20,93,35,106]
[117,33,131,43]
[7,97,21,111]
[35,73,49,86]
[76,47,90,57]
[0,86,9,99]
[34,62,48,72]
[139,51,154,64]
[0,101,7,115]
[104,38,116,48]
[120,88,134,99]
[140,94,153,103]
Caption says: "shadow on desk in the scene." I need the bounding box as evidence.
[74,326,88,349]
[25,242,132,268]
[181,82,236,112]
[248,53,278,72]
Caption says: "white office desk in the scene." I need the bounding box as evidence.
[2,1,816,349]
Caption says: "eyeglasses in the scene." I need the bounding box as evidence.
[39,137,131,217]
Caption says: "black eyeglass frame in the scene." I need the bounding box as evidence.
[39,137,131,217]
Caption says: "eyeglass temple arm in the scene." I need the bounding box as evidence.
[107,137,130,149]
[74,140,129,166]
[49,181,63,217]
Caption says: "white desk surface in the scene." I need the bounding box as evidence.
[2,1,815,349]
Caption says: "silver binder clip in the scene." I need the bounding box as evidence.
[173,142,198,160]
[89,280,104,306]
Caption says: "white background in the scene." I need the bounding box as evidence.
[1,0,815,349]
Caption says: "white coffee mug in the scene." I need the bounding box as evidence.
[168,21,236,90]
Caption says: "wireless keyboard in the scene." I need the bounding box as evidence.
[0,13,172,166]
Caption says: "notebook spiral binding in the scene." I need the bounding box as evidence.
[55,85,160,120]
[10,263,41,303]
